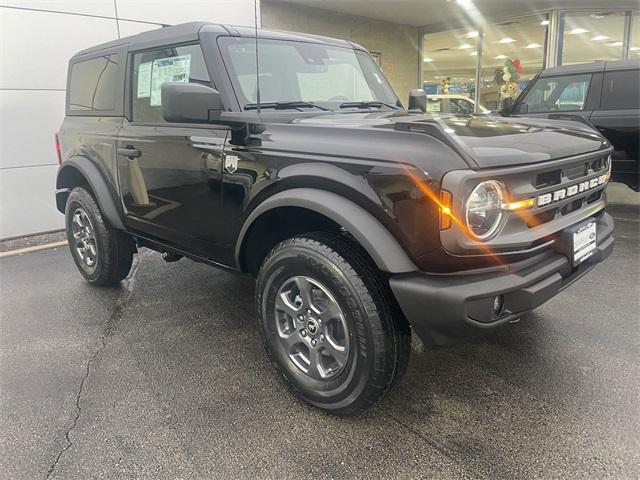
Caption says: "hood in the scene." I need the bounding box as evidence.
[287,111,608,169]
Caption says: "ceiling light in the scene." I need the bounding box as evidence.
[464,31,479,38]
[592,35,610,41]
[525,43,541,48]
[540,20,550,26]
[469,52,477,56]
[459,43,473,49]
[569,28,589,35]
[423,57,434,62]
[499,37,516,44]
[630,47,640,51]
[494,54,507,59]
[456,0,473,7]
[607,41,623,47]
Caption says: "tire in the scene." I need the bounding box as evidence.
[256,232,411,416]
[65,186,134,286]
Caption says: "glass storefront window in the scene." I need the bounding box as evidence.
[630,12,640,59]
[560,11,626,65]
[479,15,548,111]
[422,28,478,109]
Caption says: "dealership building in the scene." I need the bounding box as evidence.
[0,0,638,239]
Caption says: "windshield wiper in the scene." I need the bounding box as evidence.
[339,101,399,110]
[244,101,329,111]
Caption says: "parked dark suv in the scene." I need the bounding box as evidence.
[503,60,639,190]
[56,23,614,415]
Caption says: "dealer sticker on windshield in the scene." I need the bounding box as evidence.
[573,221,597,265]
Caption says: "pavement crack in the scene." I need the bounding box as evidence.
[45,255,143,479]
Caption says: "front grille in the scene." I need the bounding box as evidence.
[527,153,609,228]
[535,156,609,187]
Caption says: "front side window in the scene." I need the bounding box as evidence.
[218,37,398,109]
[515,74,591,113]
[132,44,211,123]
[69,54,120,111]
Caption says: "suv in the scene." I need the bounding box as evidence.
[56,23,614,415]
[503,60,640,190]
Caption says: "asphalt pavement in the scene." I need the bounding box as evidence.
[1,205,638,480]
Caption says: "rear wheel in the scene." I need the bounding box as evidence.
[65,186,134,286]
[256,232,410,415]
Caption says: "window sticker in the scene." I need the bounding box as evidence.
[149,54,192,106]
[136,62,152,98]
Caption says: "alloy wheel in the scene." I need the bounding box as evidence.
[71,207,98,272]
[274,276,350,380]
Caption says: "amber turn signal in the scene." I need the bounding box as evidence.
[439,190,452,230]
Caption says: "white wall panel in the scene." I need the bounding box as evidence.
[0,0,115,17]
[117,19,161,38]
[115,0,258,27]
[0,90,65,169]
[0,8,118,89]
[0,164,63,238]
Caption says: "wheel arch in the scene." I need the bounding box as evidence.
[56,156,125,230]
[236,188,417,275]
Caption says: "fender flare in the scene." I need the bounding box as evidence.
[235,188,418,274]
[55,156,125,230]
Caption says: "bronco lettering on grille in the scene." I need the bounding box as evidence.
[537,173,609,207]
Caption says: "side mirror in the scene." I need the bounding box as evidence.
[408,89,427,112]
[499,96,514,116]
[161,82,224,123]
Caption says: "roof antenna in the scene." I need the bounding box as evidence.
[254,0,261,114]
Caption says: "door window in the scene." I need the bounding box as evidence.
[132,44,211,123]
[515,74,591,113]
[600,70,640,110]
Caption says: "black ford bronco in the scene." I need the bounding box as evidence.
[56,23,614,415]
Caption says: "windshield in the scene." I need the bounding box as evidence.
[218,37,399,110]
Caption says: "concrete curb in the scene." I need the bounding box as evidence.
[0,241,68,259]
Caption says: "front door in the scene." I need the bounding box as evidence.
[116,42,234,265]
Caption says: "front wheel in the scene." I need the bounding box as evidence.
[256,232,410,416]
[65,186,135,286]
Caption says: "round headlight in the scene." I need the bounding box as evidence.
[465,180,504,239]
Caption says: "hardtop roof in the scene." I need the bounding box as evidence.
[539,59,640,77]
[72,21,360,59]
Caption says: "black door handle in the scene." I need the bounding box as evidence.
[117,146,142,158]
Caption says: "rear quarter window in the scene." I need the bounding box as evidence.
[69,54,120,112]
[600,69,640,110]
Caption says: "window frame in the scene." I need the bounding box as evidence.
[125,41,216,127]
[65,48,125,117]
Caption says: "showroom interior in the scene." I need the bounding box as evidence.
[262,0,640,111]
[0,0,638,239]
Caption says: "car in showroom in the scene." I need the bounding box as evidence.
[55,22,614,415]
[502,59,639,190]
[427,94,489,114]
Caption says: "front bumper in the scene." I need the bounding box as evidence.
[390,212,614,346]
